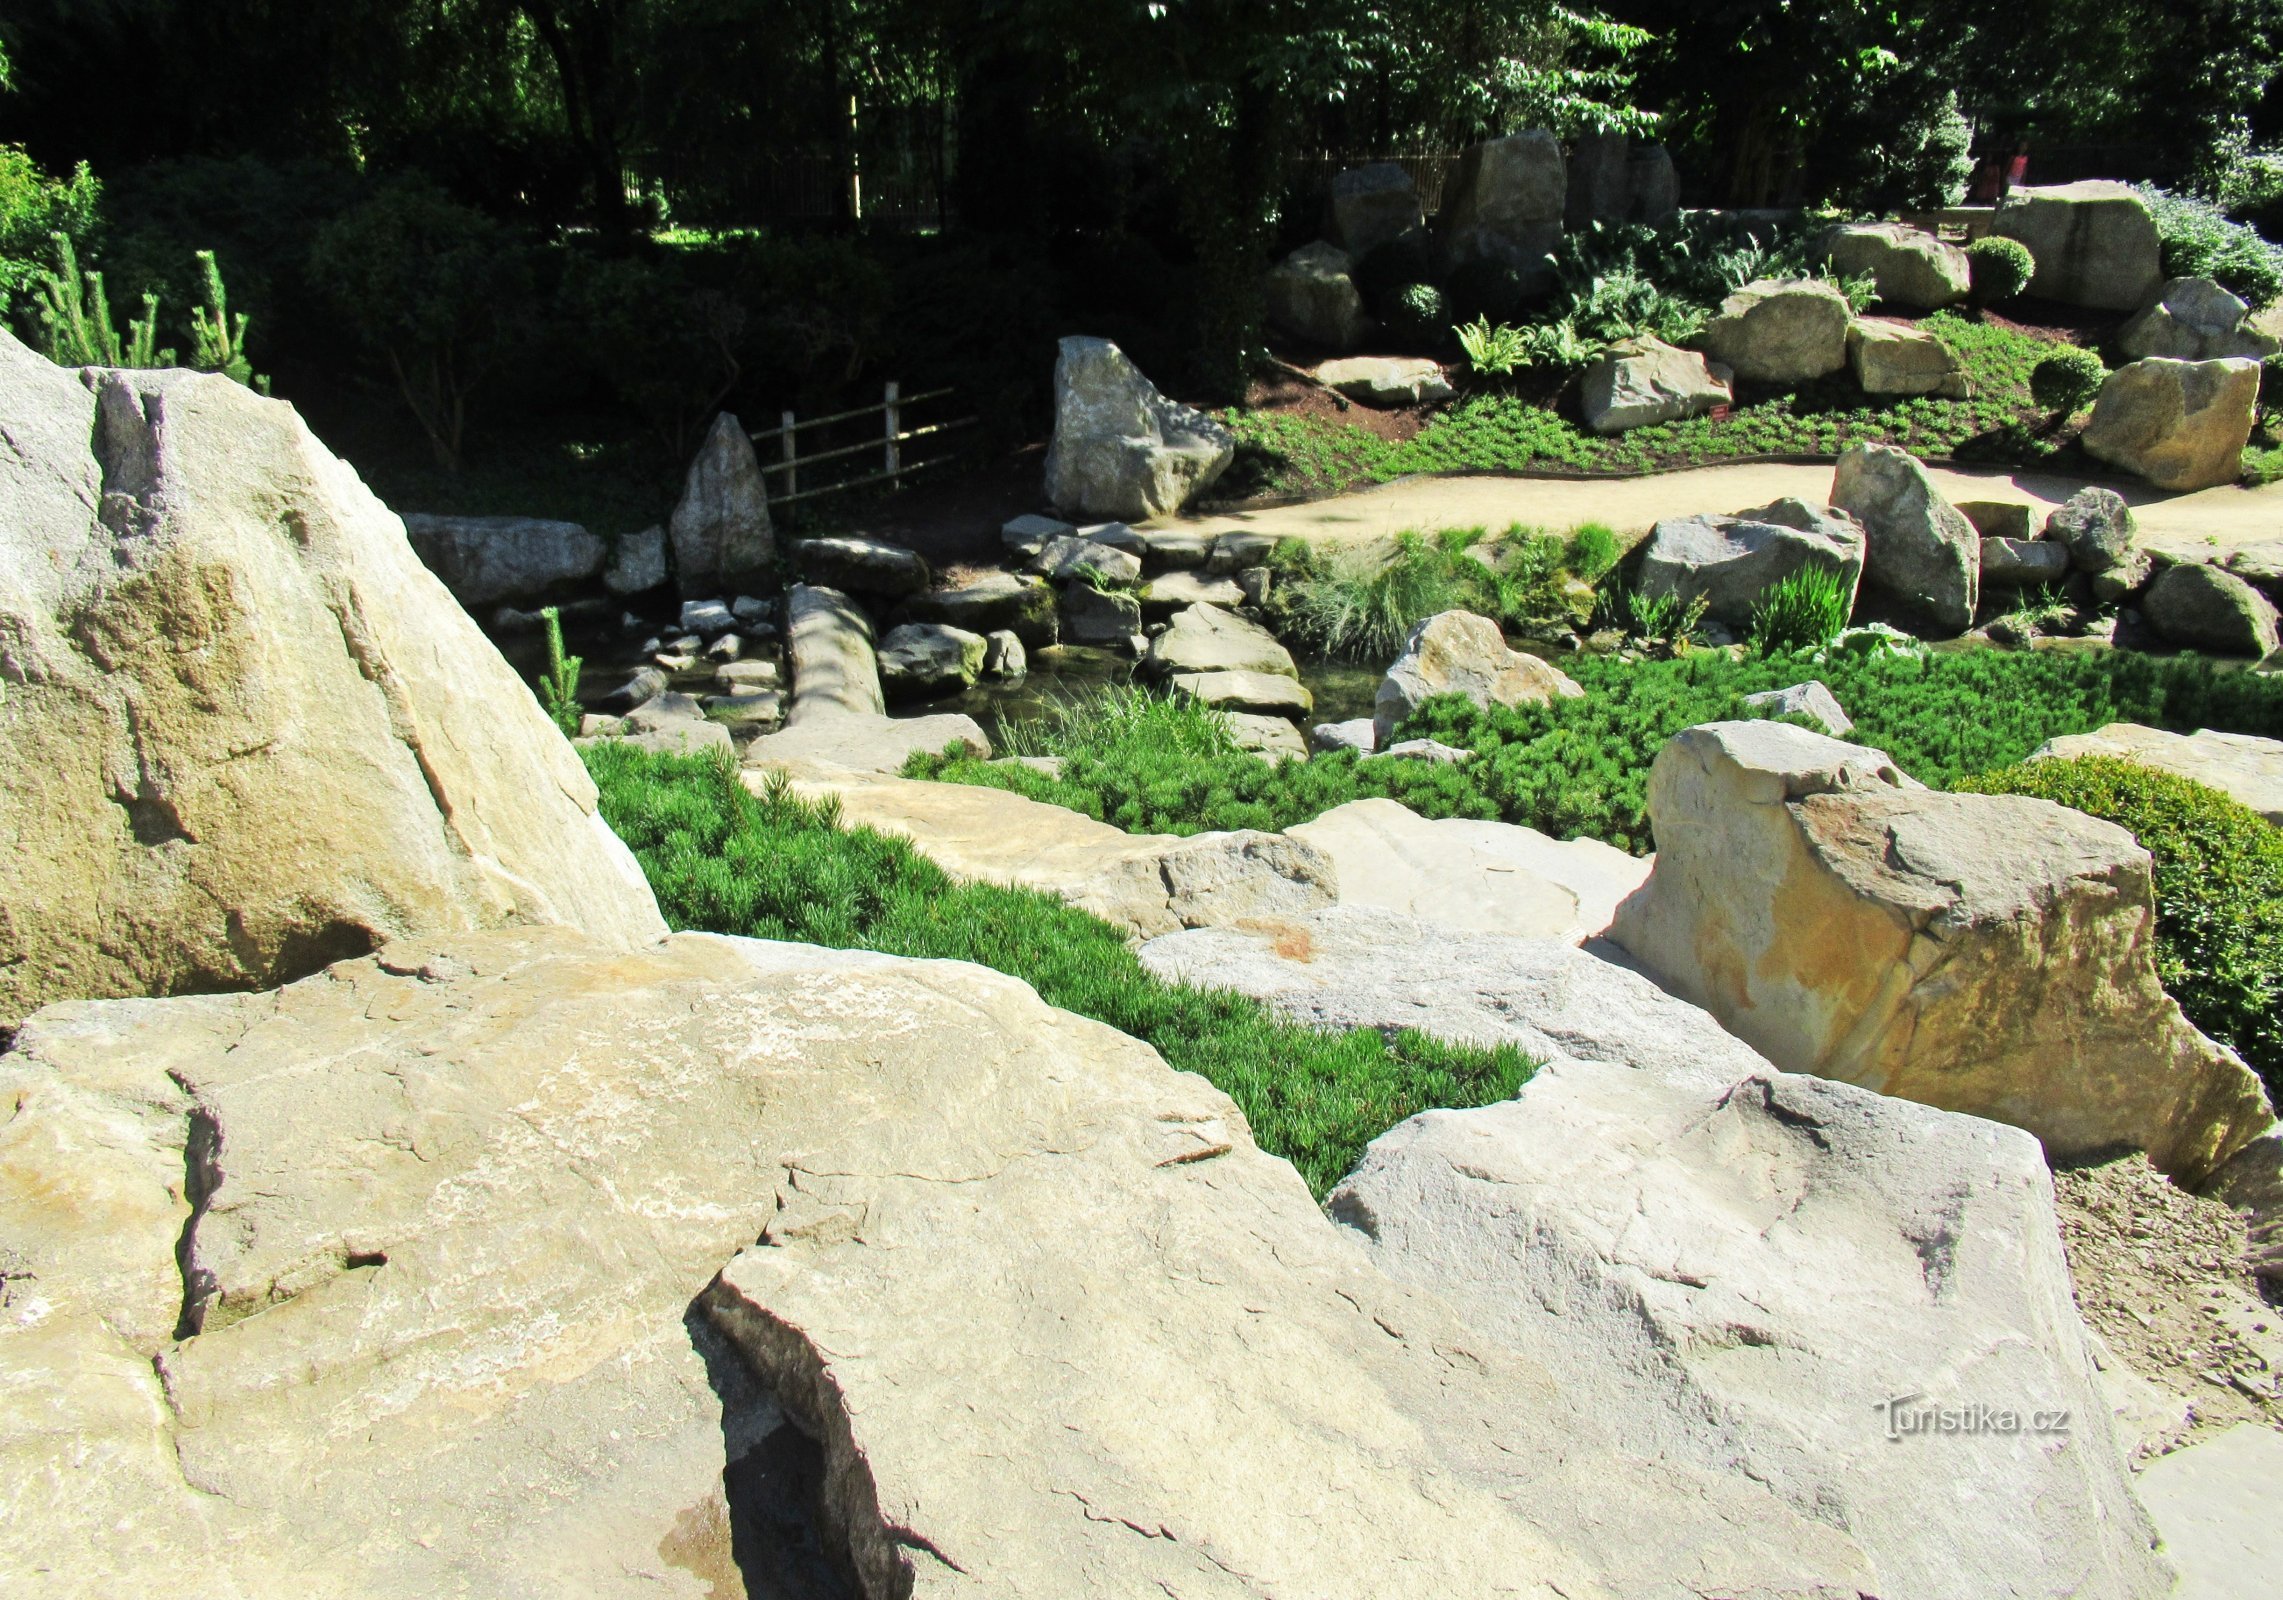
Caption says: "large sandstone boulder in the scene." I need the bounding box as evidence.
[1699,278,1852,384]
[1265,240,1370,351]
[1045,336,1236,520]
[2032,723,2283,824]
[1058,581,1143,648]
[668,412,775,598]
[1143,601,1298,678]
[1315,354,1454,407]
[1848,318,1969,397]
[1439,129,1565,288]
[1636,498,1866,627]
[0,334,665,1028]
[2141,562,2283,657]
[401,514,606,607]
[1822,221,1971,309]
[1578,335,1732,434]
[1172,667,1312,716]
[1994,181,2164,311]
[1329,162,1425,258]
[1331,1061,2173,1600]
[2120,277,2281,362]
[1374,609,1582,745]
[2083,356,2261,492]
[1831,441,1979,631]
[1609,721,2276,1186]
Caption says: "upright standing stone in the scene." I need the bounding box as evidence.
[1626,144,1681,225]
[1439,130,1566,292]
[1044,337,1236,521]
[1329,163,1425,258]
[669,412,775,598]
[1993,181,2164,311]
[1831,442,1979,632]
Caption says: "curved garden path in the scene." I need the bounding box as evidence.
[1176,465,2283,565]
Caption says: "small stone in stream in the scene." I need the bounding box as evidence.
[715,660,780,692]
[1311,719,1378,755]
[1240,567,1273,607]
[985,630,1028,682]
[680,599,737,637]
[706,633,743,663]
[653,653,700,673]
[731,594,773,624]
[599,667,668,712]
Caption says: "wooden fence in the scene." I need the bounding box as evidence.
[752,383,976,511]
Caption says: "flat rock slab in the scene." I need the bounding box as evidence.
[784,582,885,719]
[742,710,989,774]
[1140,905,1773,1087]
[2033,722,2283,823]
[751,764,1335,939]
[1171,667,1314,716]
[1289,797,1650,941]
[2134,1423,2283,1598]
[1329,1060,2172,1600]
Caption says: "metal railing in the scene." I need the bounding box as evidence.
[753,383,976,508]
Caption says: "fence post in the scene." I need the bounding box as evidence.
[884,381,902,483]
[780,410,799,501]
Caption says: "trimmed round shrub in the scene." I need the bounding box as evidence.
[1382,281,1451,352]
[1966,235,2034,305]
[1953,756,2283,1103]
[2029,345,2106,414]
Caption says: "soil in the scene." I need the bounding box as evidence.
[1244,364,1435,444]
[1978,299,2125,348]
[2052,1153,2283,1459]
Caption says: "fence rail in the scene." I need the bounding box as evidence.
[755,381,976,509]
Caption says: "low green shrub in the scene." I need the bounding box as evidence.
[2137,186,2283,308]
[2029,346,2107,416]
[584,744,1538,1194]
[1966,236,2035,305]
[1954,757,2283,1103]
[1382,281,1450,351]
[1749,566,1854,654]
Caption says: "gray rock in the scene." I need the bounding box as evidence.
[1981,536,2073,587]
[1564,129,1632,228]
[2032,723,2283,825]
[710,632,750,665]
[1001,512,1074,559]
[1700,278,1852,384]
[1742,679,1853,736]
[1330,162,1426,257]
[901,571,1058,645]
[1172,669,1314,716]
[2084,356,2262,492]
[742,709,989,773]
[1994,181,2164,311]
[1626,143,1681,225]
[2134,1422,2283,1599]
[1439,129,1565,289]
[1375,610,1582,745]
[598,664,669,712]
[1224,712,1310,761]
[1144,602,1299,679]
[2120,277,2280,362]
[2141,563,2282,657]
[1266,241,1369,352]
[1579,335,1732,434]
[706,690,783,728]
[877,622,987,698]
[782,583,884,720]
[730,593,774,624]
[1636,498,1867,628]
[1315,355,1454,407]
[2226,540,2283,591]
[1832,442,1979,632]
[1958,499,2034,541]
[1311,718,1377,754]
[403,514,607,608]
[1821,221,1971,309]
[1078,519,1146,554]
[1375,738,1473,764]
[1329,1061,2173,1600]
[1849,318,1969,397]
[679,597,737,637]
[1135,528,1213,568]
[669,412,774,598]
[983,629,1026,682]
[602,523,668,595]
[1140,570,1246,613]
[1030,533,1143,588]
[1058,583,1144,649]
[1045,337,1236,521]
[794,534,930,598]
[1238,565,1273,607]
[2045,487,2139,572]
[1207,530,1278,575]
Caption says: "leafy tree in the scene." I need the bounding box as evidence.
[0,140,97,313]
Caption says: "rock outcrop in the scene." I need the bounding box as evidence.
[0,333,665,1027]
[2119,277,2280,363]
[669,412,775,598]
[1636,498,1866,627]
[1374,609,1582,745]
[1143,601,1299,679]
[2032,723,2283,824]
[1832,441,1979,631]
[1609,721,2276,1186]
[2083,356,2261,492]
[1579,335,1732,434]
[1699,278,1852,384]
[1265,241,1370,351]
[1994,181,2164,311]
[1044,336,1235,521]
[1331,1061,2173,1600]
[402,514,606,606]
[1823,221,1971,309]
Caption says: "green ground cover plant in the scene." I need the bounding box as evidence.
[1226,311,2062,497]
[915,648,2283,855]
[1267,523,1613,660]
[584,743,1537,1195]
[1956,757,2283,1103]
